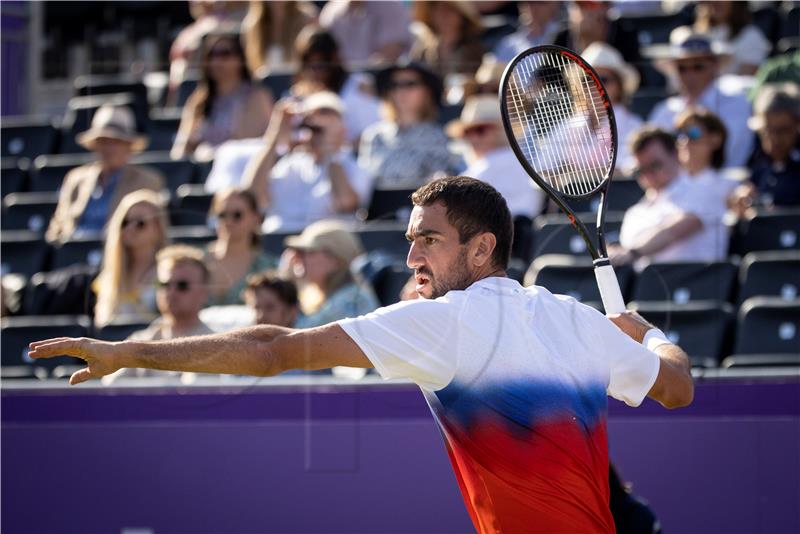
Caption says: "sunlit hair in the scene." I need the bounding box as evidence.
[94,189,169,326]
[194,33,252,121]
[156,244,210,283]
[210,187,263,248]
[243,0,316,75]
[675,107,728,169]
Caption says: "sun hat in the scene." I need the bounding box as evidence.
[445,95,502,138]
[581,42,640,98]
[284,220,364,265]
[76,104,148,152]
[645,27,732,76]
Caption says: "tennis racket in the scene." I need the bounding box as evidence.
[499,45,626,314]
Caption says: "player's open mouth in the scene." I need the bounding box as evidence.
[415,273,430,292]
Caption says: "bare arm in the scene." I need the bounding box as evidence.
[327,160,360,213]
[609,312,694,409]
[28,324,372,385]
[630,213,703,257]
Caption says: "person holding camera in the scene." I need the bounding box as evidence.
[242,91,371,233]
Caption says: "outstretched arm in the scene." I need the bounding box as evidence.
[29,323,372,386]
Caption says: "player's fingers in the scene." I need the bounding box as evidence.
[28,338,84,360]
[28,337,72,350]
[69,368,93,386]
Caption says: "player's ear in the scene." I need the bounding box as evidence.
[472,232,497,267]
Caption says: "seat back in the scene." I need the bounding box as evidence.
[632,260,738,304]
[0,231,50,277]
[734,298,800,355]
[1,315,89,374]
[738,251,800,303]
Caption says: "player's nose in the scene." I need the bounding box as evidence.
[406,241,424,270]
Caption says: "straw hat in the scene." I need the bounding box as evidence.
[284,220,364,265]
[645,27,732,76]
[581,42,640,98]
[445,95,502,138]
[76,104,148,152]
[302,91,345,116]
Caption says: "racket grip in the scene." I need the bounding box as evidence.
[594,262,626,315]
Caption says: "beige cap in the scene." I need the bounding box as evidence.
[302,91,345,116]
[284,220,363,264]
[446,95,502,138]
[76,104,148,152]
[474,54,506,86]
[582,42,640,98]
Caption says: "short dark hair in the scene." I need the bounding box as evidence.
[675,108,728,169]
[629,126,677,157]
[411,176,513,269]
[244,270,298,308]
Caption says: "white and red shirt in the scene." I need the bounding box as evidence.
[339,277,660,533]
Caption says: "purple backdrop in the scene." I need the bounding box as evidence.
[2,376,799,534]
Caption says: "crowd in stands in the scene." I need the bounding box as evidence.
[2,0,799,381]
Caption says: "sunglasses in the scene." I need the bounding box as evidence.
[677,62,712,74]
[464,124,494,137]
[635,160,665,176]
[217,210,244,222]
[209,48,236,59]
[157,279,193,292]
[122,217,149,230]
[390,79,422,90]
[677,125,704,141]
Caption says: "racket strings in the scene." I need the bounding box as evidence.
[505,50,614,197]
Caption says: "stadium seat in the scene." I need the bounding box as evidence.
[1,158,28,198]
[1,192,59,233]
[631,260,739,304]
[171,184,212,227]
[356,223,410,258]
[621,10,692,47]
[73,75,149,129]
[752,6,781,45]
[730,209,800,254]
[733,297,800,355]
[364,188,416,222]
[630,301,734,366]
[130,151,197,192]
[24,264,98,316]
[532,213,624,258]
[262,231,292,256]
[1,315,89,377]
[569,177,643,215]
[176,76,199,108]
[169,226,215,248]
[738,251,800,304]
[781,6,800,38]
[1,117,58,160]
[526,255,634,307]
[94,315,152,341]
[371,262,413,307]
[259,71,293,99]
[480,14,516,52]
[439,103,464,126]
[629,89,667,119]
[50,234,105,271]
[0,231,50,277]
[30,153,92,192]
[147,108,182,152]
[721,353,800,369]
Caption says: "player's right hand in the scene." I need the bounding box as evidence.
[28,337,124,386]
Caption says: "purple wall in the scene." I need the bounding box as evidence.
[2,376,799,534]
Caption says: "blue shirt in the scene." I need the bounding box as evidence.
[77,169,121,232]
[295,282,380,329]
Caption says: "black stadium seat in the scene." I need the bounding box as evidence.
[1,315,89,377]
[0,231,50,277]
[721,353,800,369]
[24,264,99,317]
[733,297,800,356]
[171,184,212,227]
[526,255,634,307]
[259,71,293,99]
[50,234,105,271]
[738,251,800,304]
[262,231,292,256]
[130,152,197,192]
[1,158,28,198]
[169,226,215,248]
[30,154,92,192]
[364,188,416,222]
[532,213,624,258]
[147,108,182,152]
[356,224,410,258]
[631,260,739,304]
[1,117,58,159]
[94,315,152,341]
[2,192,59,233]
[730,209,800,254]
[570,177,643,215]
[630,302,734,366]
[73,74,149,128]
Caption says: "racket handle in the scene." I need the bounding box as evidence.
[594,262,626,315]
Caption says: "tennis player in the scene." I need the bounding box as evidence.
[30,176,693,533]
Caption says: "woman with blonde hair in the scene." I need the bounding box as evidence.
[242,0,318,77]
[205,187,277,306]
[93,189,169,327]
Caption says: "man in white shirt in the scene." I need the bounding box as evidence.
[242,92,372,233]
[30,177,693,534]
[647,29,753,168]
[614,127,728,269]
[493,1,562,62]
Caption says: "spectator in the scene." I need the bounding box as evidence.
[410,1,485,79]
[290,26,380,143]
[749,52,800,101]
[612,127,726,269]
[167,1,248,101]
[692,1,771,76]
[446,95,543,258]
[46,105,164,243]
[93,189,169,327]
[360,60,461,189]
[242,270,299,326]
[493,1,562,62]
[171,32,273,161]
[318,0,412,68]
[647,29,753,168]
[554,1,641,66]
[205,188,277,306]
[283,220,379,328]
[732,84,800,214]
[101,244,214,384]
[242,0,318,76]
[242,92,371,232]
[463,54,506,100]
[581,42,642,173]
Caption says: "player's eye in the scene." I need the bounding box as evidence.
[424,237,436,245]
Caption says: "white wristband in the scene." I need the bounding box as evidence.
[643,328,671,352]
